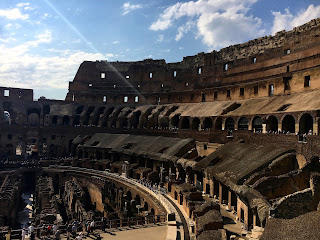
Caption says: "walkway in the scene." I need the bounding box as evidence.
[164,195,190,240]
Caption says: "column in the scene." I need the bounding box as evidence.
[262,123,267,133]
[313,122,318,135]
[295,123,299,134]
[219,183,223,205]
[278,123,282,132]
[228,190,232,211]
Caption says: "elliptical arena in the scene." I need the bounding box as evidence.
[1,18,320,240]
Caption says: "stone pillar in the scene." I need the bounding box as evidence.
[253,214,257,227]
[248,121,253,131]
[219,183,223,205]
[194,173,197,186]
[278,123,282,132]
[228,190,232,210]
[210,179,214,198]
[313,122,318,135]
[262,123,267,133]
[203,178,207,193]
[295,123,299,134]
[222,122,225,131]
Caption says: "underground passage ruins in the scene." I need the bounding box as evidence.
[1,18,320,240]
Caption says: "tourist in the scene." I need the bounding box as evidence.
[21,228,27,240]
[90,220,95,234]
[52,223,58,235]
[28,224,35,240]
[5,229,11,240]
[54,229,61,240]
[76,232,83,240]
[66,226,71,240]
[71,222,77,237]
[101,217,106,232]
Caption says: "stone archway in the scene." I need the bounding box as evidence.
[282,115,295,133]
[266,115,278,132]
[299,113,313,134]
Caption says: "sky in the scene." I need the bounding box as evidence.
[0,0,320,100]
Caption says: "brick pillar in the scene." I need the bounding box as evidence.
[210,179,214,198]
[313,122,318,135]
[295,123,299,134]
[219,183,223,205]
[262,123,267,133]
[228,190,232,211]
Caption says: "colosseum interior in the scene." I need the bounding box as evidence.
[1,17,320,240]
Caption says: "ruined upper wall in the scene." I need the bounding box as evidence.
[0,87,33,102]
[66,18,320,104]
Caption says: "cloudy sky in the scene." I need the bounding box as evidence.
[0,0,320,100]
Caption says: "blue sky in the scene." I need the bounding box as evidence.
[0,0,320,100]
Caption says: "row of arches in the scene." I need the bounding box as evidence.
[3,101,315,134]
[174,113,314,134]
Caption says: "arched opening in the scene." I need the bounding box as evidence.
[73,115,80,126]
[3,111,11,124]
[120,118,128,128]
[83,106,95,125]
[203,117,213,129]
[135,195,141,206]
[5,144,13,156]
[225,117,235,130]
[51,115,58,125]
[238,117,249,130]
[299,113,313,134]
[266,115,278,132]
[131,111,141,128]
[191,117,200,130]
[252,116,263,132]
[181,117,190,129]
[282,115,295,133]
[215,117,222,130]
[143,202,149,211]
[62,115,70,126]
[101,107,115,127]
[76,106,84,114]
[170,114,180,128]
[27,113,40,126]
[94,107,105,126]
[27,108,40,126]
[43,105,50,115]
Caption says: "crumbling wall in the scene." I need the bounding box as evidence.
[271,188,313,219]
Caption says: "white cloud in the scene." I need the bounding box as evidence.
[16,3,30,8]
[0,37,16,43]
[72,39,81,44]
[0,8,29,20]
[122,2,142,15]
[149,0,264,50]
[271,5,320,35]
[112,41,120,44]
[0,34,115,93]
[175,21,195,41]
[157,34,164,42]
[5,23,21,29]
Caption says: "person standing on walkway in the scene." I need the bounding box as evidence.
[52,223,58,235]
[28,224,35,240]
[21,228,27,240]
[101,217,106,232]
[5,229,11,240]
[90,220,95,234]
